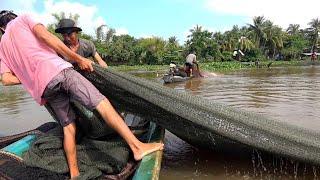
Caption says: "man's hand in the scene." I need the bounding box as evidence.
[94,52,108,68]
[1,72,21,86]
[78,57,94,72]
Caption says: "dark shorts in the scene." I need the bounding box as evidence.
[42,68,105,127]
[185,62,193,72]
[185,62,193,68]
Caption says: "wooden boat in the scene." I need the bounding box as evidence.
[0,122,165,180]
[162,74,192,83]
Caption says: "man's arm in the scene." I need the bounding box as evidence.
[1,72,21,86]
[63,123,80,178]
[93,52,108,68]
[32,24,93,72]
[193,55,198,64]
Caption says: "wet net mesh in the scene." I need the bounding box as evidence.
[76,64,320,165]
[0,85,149,179]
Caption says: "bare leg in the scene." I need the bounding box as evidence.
[96,99,164,161]
[63,123,80,178]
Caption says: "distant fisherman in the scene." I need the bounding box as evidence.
[185,51,203,77]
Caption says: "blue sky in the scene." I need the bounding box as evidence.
[1,0,319,44]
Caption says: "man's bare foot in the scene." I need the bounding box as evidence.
[133,142,164,161]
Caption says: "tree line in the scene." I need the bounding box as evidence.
[6,12,320,65]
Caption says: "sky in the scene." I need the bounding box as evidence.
[1,0,320,44]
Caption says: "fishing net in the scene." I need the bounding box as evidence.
[76,64,320,165]
[0,101,149,179]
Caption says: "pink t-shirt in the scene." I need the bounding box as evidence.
[0,15,72,105]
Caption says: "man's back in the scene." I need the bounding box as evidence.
[0,15,72,104]
[186,53,196,64]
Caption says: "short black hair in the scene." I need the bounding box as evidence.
[0,10,17,28]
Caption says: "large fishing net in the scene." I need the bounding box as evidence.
[76,64,320,165]
[0,101,149,179]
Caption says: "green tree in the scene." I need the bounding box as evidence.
[105,34,136,64]
[307,18,320,52]
[164,36,183,64]
[248,16,267,49]
[96,25,107,42]
[286,24,300,35]
[136,37,166,64]
[186,25,220,60]
[282,33,308,60]
[264,21,284,58]
[105,28,116,44]
[47,12,80,36]
[238,36,255,52]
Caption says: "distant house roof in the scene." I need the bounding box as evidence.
[302,52,320,56]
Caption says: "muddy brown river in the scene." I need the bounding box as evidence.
[1,65,320,179]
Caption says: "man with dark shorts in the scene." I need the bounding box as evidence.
[185,51,203,77]
[55,19,108,68]
[0,10,163,179]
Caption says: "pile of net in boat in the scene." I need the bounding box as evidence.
[76,64,320,165]
[0,102,148,179]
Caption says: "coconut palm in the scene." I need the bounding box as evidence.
[307,18,320,52]
[287,24,300,35]
[96,25,107,42]
[52,12,80,26]
[248,16,267,48]
[186,25,212,57]
[47,12,80,35]
[105,28,116,43]
[264,22,284,58]
[238,36,255,52]
[168,36,178,45]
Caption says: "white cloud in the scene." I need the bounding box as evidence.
[204,0,320,29]
[2,0,113,36]
[42,0,106,35]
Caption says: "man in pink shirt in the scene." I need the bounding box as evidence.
[0,10,163,178]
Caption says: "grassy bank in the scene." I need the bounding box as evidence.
[111,60,312,73]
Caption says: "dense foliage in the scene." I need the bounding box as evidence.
[47,13,320,65]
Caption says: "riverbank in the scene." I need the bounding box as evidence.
[111,60,318,73]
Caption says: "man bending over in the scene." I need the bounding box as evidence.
[0,10,163,179]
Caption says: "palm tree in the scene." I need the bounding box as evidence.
[47,12,80,35]
[248,16,267,49]
[238,36,254,51]
[264,23,284,58]
[105,28,116,43]
[168,36,178,45]
[286,24,300,35]
[96,25,107,42]
[186,25,216,58]
[52,12,80,26]
[307,18,320,52]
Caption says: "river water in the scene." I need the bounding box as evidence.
[1,65,320,179]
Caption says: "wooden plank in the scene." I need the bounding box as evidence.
[132,122,165,180]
